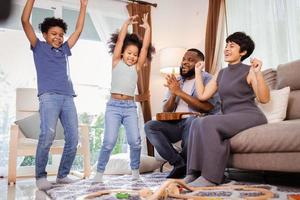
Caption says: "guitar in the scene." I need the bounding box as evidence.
[156,112,202,121]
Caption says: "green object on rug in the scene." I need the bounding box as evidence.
[116,192,130,199]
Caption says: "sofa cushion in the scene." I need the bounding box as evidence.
[256,87,290,123]
[262,69,277,90]
[15,113,65,140]
[230,119,300,153]
[276,59,300,90]
[286,90,300,120]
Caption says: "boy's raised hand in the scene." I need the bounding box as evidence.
[67,0,87,48]
[80,0,88,7]
[21,0,38,48]
[139,13,150,30]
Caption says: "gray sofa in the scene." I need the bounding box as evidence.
[228,59,300,172]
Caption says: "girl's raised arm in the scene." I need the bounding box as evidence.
[112,15,138,68]
[136,13,151,71]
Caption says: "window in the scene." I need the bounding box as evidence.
[62,7,100,41]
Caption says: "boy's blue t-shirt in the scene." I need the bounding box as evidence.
[31,39,75,96]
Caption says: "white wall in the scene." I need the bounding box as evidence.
[149,0,209,115]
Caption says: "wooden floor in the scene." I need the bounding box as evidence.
[1,177,48,200]
[0,175,81,200]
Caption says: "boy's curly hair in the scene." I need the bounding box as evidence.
[39,17,68,33]
[108,31,155,61]
[226,32,255,61]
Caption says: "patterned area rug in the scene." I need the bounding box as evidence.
[46,172,300,199]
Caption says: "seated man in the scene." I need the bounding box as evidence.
[145,49,220,178]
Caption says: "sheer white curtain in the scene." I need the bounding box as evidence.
[226,0,300,69]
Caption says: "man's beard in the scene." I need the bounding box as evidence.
[180,67,195,78]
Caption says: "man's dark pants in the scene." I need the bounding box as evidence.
[144,116,196,166]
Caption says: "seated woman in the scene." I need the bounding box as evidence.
[184,32,270,187]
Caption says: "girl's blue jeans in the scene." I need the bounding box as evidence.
[97,98,141,172]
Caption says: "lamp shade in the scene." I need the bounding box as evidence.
[159,47,186,74]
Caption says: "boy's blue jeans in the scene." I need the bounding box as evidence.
[36,93,78,179]
[97,98,141,172]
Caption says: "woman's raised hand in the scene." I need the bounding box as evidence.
[195,61,205,72]
[250,58,262,73]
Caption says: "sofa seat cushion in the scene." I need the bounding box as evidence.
[230,119,300,153]
[228,152,300,172]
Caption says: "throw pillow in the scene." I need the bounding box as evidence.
[103,153,163,175]
[257,86,290,123]
[15,113,64,140]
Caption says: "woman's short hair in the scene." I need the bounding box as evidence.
[226,32,255,61]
